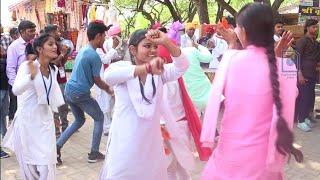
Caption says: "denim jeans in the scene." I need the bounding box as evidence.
[54,83,69,135]
[296,78,316,123]
[56,91,104,152]
[0,90,9,137]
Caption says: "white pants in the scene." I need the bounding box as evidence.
[11,124,56,180]
[103,110,112,134]
[95,85,115,134]
[167,121,193,180]
[103,95,114,134]
[24,164,55,180]
[167,157,191,180]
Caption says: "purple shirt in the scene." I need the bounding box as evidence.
[6,37,28,86]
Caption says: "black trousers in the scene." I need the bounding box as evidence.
[295,79,316,123]
[8,85,17,120]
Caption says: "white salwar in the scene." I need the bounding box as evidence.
[95,48,118,134]
[3,61,64,180]
[162,81,195,180]
[99,53,189,180]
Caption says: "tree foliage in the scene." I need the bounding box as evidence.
[114,0,295,37]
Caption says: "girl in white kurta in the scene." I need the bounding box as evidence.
[99,29,189,180]
[3,34,64,180]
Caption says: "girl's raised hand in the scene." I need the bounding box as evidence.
[145,29,170,45]
[275,31,294,57]
[28,60,38,80]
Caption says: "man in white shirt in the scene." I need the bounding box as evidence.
[181,23,197,48]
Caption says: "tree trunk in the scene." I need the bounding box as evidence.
[254,0,284,16]
[253,0,271,6]
[271,0,285,14]
[159,0,181,21]
[216,4,224,23]
[215,0,237,17]
[188,6,198,22]
[193,0,210,24]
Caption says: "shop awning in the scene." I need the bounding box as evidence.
[8,0,31,11]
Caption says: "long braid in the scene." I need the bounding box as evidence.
[266,44,303,162]
[130,53,156,104]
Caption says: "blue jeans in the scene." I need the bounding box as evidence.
[54,83,69,134]
[296,78,316,123]
[56,92,104,152]
[0,90,9,137]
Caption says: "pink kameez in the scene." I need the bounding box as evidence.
[201,46,298,180]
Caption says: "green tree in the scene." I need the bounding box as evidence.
[114,0,296,37]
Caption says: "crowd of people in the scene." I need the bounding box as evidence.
[1,2,320,180]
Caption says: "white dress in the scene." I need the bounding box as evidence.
[162,81,195,180]
[95,48,118,133]
[99,53,189,180]
[3,61,64,180]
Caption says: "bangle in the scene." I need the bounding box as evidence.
[145,62,152,74]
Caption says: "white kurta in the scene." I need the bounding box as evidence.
[3,61,64,180]
[95,48,118,133]
[95,48,118,113]
[100,53,189,180]
[162,81,195,172]
[210,34,228,69]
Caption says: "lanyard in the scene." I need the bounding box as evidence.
[40,67,52,105]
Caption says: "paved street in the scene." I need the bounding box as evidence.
[1,99,320,180]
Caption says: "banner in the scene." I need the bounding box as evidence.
[299,5,320,16]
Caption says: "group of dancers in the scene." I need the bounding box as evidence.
[2,3,304,180]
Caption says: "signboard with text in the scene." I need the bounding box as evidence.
[299,6,320,16]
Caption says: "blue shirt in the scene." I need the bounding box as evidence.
[65,44,101,95]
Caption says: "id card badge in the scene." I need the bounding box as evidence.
[58,66,66,78]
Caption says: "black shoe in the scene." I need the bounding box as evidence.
[103,132,109,136]
[88,151,105,163]
[0,149,10,159]
[57,146,62,166]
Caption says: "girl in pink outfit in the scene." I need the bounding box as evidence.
[201,3,303,180]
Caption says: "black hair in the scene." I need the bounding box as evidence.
[25,43,35,55]
[225,16,236,28]
[129,29,148,46]
[304,19,318,34]
[237,3,303,163]
[44,24,58,34]
[274,18,284,26]
[32,33,56,70]
[9,27,18,36]
[87,21,112,41]
[158,27,167,33]
[33,33,54,56]
[18,20,36,34]
[129,29,156,104]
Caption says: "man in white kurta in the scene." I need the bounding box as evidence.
[162,81,195,180]
[95,46,118,135]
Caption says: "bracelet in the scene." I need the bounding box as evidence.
[145,62,152,74]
